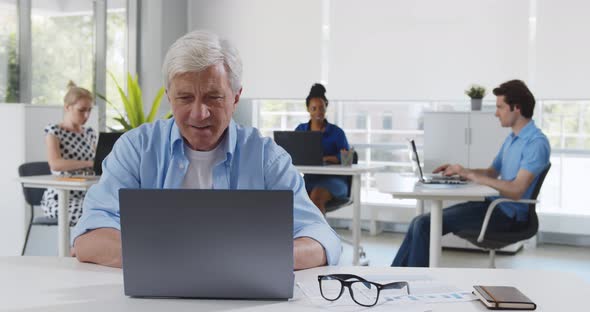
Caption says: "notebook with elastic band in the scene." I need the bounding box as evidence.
[473,286,537,310]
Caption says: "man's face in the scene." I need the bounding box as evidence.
[168,63,241,151]
[495,95,520,128]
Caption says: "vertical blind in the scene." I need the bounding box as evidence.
[188,0,589,101]
[535,0,590,99]
[188,0,323,99]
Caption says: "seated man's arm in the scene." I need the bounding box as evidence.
[435,163,534,200]
[469,168,535,200]
[72,134,141,267]
[264,149,341,270]
[293,237,327,270]
[74,228,122,268]
[433,164,499,179]
[469,137,550,200]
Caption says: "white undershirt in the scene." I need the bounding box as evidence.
[181,141,225,189]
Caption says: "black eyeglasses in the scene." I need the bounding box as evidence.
[317,274,410,307]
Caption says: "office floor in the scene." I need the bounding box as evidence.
[24,225,590,284]
[336,228,590,284]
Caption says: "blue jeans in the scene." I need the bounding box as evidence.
[391,200,526,267]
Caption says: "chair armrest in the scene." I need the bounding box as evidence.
[477,198,539,243]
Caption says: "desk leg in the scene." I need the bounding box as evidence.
[429,200,443,268]
[56,189,70,257]
[416,199,424,216]
[351,174,361,265]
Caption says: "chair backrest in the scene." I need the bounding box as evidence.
[525,163,552,233]
[18,162,51,206]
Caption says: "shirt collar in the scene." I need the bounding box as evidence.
[306,119,332,132]
[170,119,238,163]
[512,119,537,139]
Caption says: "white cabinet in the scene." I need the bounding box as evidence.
[0,104,97,256]
[424,111,509,172]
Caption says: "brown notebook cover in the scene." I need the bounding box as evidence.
[473,286,537,310]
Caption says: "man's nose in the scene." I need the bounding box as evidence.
[190,102,210,121]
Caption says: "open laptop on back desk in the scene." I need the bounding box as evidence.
[119,189,294,300]
[274,131,324,166]
[409,140,467,185]
[58,132,122,181]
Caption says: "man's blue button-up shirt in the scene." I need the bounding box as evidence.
[72,118,341,265]
[490,120,551,221]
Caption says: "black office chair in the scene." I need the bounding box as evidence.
[18,162,57,256]
[455,164,551,268]
[323,151,370,265]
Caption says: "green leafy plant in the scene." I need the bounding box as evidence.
[98,72,167,131]
[465,84,486,99]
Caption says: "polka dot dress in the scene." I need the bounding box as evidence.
[40,124,97,226]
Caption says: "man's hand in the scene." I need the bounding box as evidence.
[73,228,122,268]
[294,237,327,270]
[433,163,467,177]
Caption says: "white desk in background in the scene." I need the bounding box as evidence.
[296,164,386,265]
[376,173,499,268]
[2,256,588,311]
[16,175,99,257]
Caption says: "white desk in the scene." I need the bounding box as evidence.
[16,175,99,257]
[296,164,386,265]
[2,256,588,311]
[376,173,499,267]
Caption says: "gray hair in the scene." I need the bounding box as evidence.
[162,30,242,93]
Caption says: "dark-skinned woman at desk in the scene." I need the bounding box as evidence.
[295,83,350,214]
[41,81,97,226]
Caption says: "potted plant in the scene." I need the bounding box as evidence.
[98,72,169,131]
[465,84,486,111]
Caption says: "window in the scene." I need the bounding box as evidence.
[257,99,590,216]
[0,0,18,103]
[31,0,94,105]
[106,0,127,130]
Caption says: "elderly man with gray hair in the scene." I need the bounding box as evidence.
[72,30,341,270]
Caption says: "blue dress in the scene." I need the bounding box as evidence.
[295,120,350,199]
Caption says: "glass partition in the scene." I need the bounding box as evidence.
[0,0,18,102]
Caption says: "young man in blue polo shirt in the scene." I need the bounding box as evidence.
[392,79,551,267]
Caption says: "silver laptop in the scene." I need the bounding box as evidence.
[409,140,467,185]
[119,189,294,299]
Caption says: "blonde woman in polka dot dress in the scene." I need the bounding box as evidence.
[41,81,97,226]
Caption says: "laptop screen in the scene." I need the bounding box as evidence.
[93,132,123,175]
[410,140,426,182]
[273,131,323,166]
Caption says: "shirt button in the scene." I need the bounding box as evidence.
[179,163,185,169]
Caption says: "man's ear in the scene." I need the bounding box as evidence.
[233,87,243,110]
